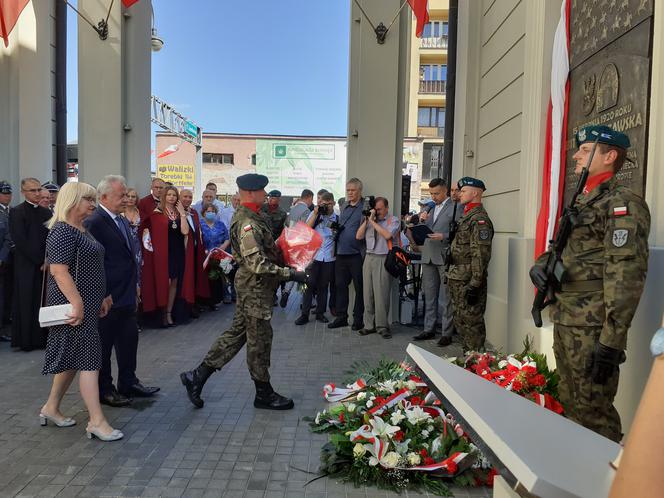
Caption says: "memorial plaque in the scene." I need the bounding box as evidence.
[564,0,653,204]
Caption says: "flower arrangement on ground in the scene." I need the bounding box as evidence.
[203,248,234,281]
[305,360,492,496]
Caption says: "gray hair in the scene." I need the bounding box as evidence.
[346,177,363,191]
[97,175,127,197]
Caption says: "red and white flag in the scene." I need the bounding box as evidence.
[407,0,429,38]
[0,0,29,47]
[534,0,571,258]
[121,0,140,7]
[157,143,179,159]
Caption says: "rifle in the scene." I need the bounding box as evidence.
[531,134,601,327]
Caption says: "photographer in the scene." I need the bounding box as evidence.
[294,192,338,325]
[355,197,400,339]
[328,178,365,330]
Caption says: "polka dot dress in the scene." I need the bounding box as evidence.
[42,222,106,375]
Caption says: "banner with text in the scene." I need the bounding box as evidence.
[157,164,195,190]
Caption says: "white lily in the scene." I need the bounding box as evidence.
[394,438,412,456]
[390,410,405,426]
[378,380,397,394]
[369,416,401,439]
[405,406,432,425]
[347,403,357,413]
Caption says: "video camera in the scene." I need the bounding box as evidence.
[361,196,376,217]
[317,203,332,216]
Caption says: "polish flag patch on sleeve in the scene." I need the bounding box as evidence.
[613,206,628,217]
[243,224,253,232]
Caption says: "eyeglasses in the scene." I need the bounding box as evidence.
[82,196,97,203]
[23,188,43,193]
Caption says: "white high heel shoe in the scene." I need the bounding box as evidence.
[86,426,124,442]
[39,413,76,427]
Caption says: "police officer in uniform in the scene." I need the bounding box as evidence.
[180,174,307,410]
[0,181,13,342]
[447,177,493,352]
[530,125,650,442]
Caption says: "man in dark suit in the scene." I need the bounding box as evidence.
[86,175,160,407]
[0,181,13,342]
[138,177,165,220]
[9,178,51,351]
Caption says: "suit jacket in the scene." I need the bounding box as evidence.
[9,202,50,267]
[0,205,11,263]
[138,195,158,221]
[419,198,460,265]
[85,206,138,309]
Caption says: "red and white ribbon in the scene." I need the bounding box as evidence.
[368,388,411,416]
[400,451,468,474]
[323,379,366,403]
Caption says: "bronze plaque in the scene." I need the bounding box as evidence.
[564,0,653,204]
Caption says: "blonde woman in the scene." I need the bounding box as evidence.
[40,182,122,442]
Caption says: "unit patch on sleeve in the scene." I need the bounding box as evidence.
[612,229,629,247]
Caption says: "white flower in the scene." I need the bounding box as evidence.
[357,392,367,401]
[498,359,508,369]
[426,425,434,432]
[369,416,401,439]
[369,395,376,401]
[366,399,373,408]
[407,452,421,466]
[421,430,430,438]
[390,410,405,426]
[353,443,366,459]
[454,423,464,436]
[405,406,431,425]
[315,411,324,424]
[378,380,397,394]
[347,403,357,413]
[381,451,400,469]
[394,438,411,456]
[369,456,379,467]
[406,380,418,391]
[431,436,442,456]
[421,442,429,450]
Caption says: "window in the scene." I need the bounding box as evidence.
[251,154,256,166]
[422,21,448,38]
[417,107,445,127]
[420,64,447,81]
[203,153,234,164]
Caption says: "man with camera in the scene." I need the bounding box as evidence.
[295,192,337,325]
[355,197,401,339]
[328,178,366,330]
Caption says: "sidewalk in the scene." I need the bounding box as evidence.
[0,296,490,498]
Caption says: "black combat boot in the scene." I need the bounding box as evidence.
[180,363,215,408]
[253,381,294,410]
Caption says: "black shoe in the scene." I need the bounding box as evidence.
[358,328,377,336]
[119,382,160,398]
[180,364,215,409]
[437,336,453,347]
[100,389,131,408]
[294,315,309,326]
[315,314,329,324]
[223,297,232,304]
[254,381,294,410]
[327,318,348,329]
[279,291,290,308]
[379,329,392,339]
[0,334,10,342]
[190,306,201,319]
[351,322,364,331]
[413,330,436,341]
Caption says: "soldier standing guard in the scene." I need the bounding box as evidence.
[447,177,493,352]
[180,174,307,410]
[530,125,650,442]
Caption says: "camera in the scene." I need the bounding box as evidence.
[361,196,376,217]
[317,203,331,216]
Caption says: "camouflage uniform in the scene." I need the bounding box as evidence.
[261,205,288,240]
[447,205,493,351]
[539,176,650,442]
[203,205,291,382]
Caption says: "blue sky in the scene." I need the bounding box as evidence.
[66,0,350,142]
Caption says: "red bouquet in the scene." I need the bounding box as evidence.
[276,221,322,271]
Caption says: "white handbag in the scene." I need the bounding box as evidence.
[38,248,79,328]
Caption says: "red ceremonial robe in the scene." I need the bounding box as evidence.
[140,211,196,312]
[187,210,210,299]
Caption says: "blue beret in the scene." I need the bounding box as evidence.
[236,174,269,191]
[42,182,59,193]
[458,177,486,191]
[0,181,12,194]
[268,190,282,198]
[575,125,630,149]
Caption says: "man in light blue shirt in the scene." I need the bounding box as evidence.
[193,188,224,221]
[295,192,337,325]
[220,193,240,231]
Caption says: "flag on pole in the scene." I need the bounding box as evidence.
[534,0,571,258]
[121,0,140,7]
[0,0,29,47]
[157,144,179,159]
[407,0,429,38]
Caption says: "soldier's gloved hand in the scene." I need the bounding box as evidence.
[288,269,309,284]
[529,265,548,292]
[590,342,624,385]
[465,286,480,306]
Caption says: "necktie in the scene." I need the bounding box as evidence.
[115,216,131,249]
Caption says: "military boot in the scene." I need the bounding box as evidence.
[253,381,294,410]
[180,363,215,408]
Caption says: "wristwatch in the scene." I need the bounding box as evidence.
[649,328,664,357]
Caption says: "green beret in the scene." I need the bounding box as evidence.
[457,176,486,191]
[236,173,269,191]
[575,125,630,149]
[268,190,282,198]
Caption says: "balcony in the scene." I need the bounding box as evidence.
[417,126,445,138]
[420,35,448,49]
[419,80,446,94]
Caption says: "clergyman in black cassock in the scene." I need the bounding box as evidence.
[9,182,51,351]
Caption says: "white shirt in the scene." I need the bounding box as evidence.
[99,203,120,222]
[432,197,449,224]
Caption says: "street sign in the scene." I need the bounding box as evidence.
[185,121,198,138]
[151,95,202,147]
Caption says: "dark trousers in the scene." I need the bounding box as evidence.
[0,262,11,325]
[98,306,139,395]
[302,261,335,315]
[334,254,364,324]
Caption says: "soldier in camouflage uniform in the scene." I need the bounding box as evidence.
[530,125,650,442]
[180,174,307,410]
[261,190,290,306]
[447,177,493,352]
